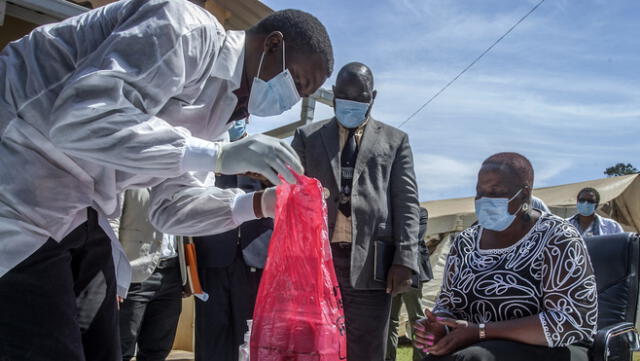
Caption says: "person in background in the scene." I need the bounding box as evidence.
[414,152,596,361]
[193,121,274,361]
[567,187,624,237]
[386,207,431,361]
[292,62,421,361]
[531,195,551,214]
[111,189,182,361]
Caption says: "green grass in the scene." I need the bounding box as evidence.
[396,345,414,361]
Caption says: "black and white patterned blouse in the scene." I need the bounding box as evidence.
[433,213,598,347]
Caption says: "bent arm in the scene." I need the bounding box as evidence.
[489,223,597,347]
[484,314,548,346]
[49,2,221,177]
[148,172,257,236]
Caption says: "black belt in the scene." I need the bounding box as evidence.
[156,257,178,269]
[331,242,352,249]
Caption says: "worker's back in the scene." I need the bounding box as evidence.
[0,0,226,278]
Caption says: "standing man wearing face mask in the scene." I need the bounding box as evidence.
[291,62,421,361]
[191,122,274,361]
[567,187,624,237]
[0,1,333,360]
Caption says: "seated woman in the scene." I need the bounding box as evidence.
[415,152,597,361]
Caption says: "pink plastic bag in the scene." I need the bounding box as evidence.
[250,172,347,361]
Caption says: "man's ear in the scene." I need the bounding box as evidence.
[263,31,284,54]
[366,90,376,118]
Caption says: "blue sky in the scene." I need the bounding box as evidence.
[251,0,640,201]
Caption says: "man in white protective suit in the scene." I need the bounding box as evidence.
[0,0,333,359]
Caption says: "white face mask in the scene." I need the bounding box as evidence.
[247,40,301,117]
[335,98,370,129]
[475,188,523,232]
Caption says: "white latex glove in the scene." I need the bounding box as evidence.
[216,134,302,185]
[261,187,277,219]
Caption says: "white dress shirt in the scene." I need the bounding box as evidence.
[0,0,256,285]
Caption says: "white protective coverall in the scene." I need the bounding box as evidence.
[0,0,259,294]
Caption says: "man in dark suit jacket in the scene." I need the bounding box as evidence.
[193,123,274,361]
[291,62,421,361]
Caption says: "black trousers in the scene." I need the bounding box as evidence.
[119,258,182,361]
[423,340,589,361]
[0,208,120,361]
[332,244,392,361]
[194,251,262,361]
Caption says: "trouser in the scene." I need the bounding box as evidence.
[386,288,426,361]
[119,257,182,361]
[194,250,262,361]
[423,340,589,361]
[331,243,392,361]
[0,208,120,361]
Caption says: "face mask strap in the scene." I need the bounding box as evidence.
[508,188,528,217]
[256,39,286,79]
[256,51,266,80]
[281,39,286,72]
[508,188,523,202]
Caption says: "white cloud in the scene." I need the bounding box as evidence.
[413,154,479,200]
[532,158,574,186]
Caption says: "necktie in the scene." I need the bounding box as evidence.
[339,129,358,217]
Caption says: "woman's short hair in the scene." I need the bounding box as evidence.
[482,152,534,188]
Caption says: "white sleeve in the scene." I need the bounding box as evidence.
[148,172,258,237]
[49,0,222,177]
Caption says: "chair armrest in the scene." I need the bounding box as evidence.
[590,322,639,361]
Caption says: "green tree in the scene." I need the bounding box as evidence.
[604,163,638,177]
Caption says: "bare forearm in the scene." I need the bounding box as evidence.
[485,314,548,346]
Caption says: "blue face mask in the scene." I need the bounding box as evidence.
[475,189,523,232]
[228,119,247,142]
[248,41,301,117]
[335,98,370,129]
[576,201,596,216]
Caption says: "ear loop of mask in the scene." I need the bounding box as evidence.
[256,39,286,80]
[511,188,533,220]
[508,188,525,217]
[508,188,523,202]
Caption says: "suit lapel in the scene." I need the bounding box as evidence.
[320,118,341,188]
[353,118,382,183]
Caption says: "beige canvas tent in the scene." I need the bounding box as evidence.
[422,173,639,237]
[420,174,640,310]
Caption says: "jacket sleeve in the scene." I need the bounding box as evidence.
[390,133,420,273]
[148,172,256,237]
[49,0,222,177]
[290,128,307,172]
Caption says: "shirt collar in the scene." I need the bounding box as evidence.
[211,30,245,91]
